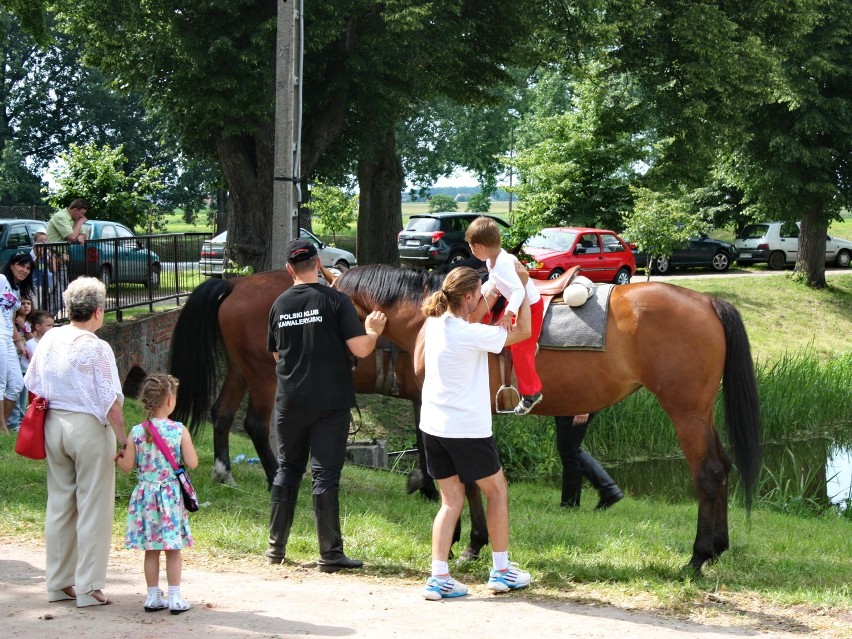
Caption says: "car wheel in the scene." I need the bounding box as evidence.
[547,268,565,280]
[148,263,161,289]
[334,260,351,271]
[613,267,631,285]
[447,250,468,265]
[767,251,786,270]
[711,252,731,272]
[98,265,111,288]
[652,256,670,275]
[836,249,851,268]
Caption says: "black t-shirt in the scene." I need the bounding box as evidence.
[267,283,365,410]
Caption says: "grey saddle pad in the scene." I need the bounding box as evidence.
[539,284,614,351]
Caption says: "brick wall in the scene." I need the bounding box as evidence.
[97,309,180,398]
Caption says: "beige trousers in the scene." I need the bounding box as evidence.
[44,409,116,594]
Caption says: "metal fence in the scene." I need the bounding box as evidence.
[34,232,211,321]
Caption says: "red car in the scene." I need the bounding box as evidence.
[524,227,636,285]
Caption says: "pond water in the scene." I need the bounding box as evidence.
[600,439,852,509]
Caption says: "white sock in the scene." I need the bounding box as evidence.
[147,586,160,599]
[168,585,181,599]
[430,560,449,577]
[492,551,509,571]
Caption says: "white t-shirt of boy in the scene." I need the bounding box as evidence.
[485,249,540,315]
[419,314,507,439]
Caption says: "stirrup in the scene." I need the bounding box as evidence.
[495,385,521,414]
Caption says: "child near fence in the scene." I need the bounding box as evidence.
[117,373,198,614]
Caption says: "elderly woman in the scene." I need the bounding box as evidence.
[0,252,35,432]
[24,277,126,607]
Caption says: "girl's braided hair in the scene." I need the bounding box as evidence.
[140,373,180,442]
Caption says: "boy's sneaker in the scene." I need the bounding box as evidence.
[514,392,543,415]
[487,564,531,592]
[423,575,469,601]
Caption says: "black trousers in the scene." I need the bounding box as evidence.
[272,408,350,494]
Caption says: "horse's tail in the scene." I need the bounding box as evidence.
[711,297,762,512]
[169,277,234,437]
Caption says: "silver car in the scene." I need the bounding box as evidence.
[734,221,852,270]
[199,228,357,276]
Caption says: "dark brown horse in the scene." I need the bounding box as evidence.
[332,264,762,573]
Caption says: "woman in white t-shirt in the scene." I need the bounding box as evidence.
[418,266,532,601]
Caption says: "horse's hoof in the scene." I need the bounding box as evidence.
[212,460,237,486]
[459,548,481,562]
[407,469,424,494]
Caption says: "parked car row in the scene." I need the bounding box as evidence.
[199,227,358,276]
[631,234,739,274]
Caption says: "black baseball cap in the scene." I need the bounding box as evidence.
[286,238,318,264]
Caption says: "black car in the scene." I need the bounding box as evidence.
[632,234,739,274]
[397,212,510,269]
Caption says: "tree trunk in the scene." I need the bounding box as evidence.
[356,129,404,265]
[796,209,827,289]
[215,126,275,274]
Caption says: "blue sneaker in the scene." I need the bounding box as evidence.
[487,564,531,592]
[423,575,468,601]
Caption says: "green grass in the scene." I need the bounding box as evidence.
[1,426,850,627]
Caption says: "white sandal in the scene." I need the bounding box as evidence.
[144,589,168,612]
[169,593,191,615]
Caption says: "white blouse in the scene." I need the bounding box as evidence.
[24,324,124,424]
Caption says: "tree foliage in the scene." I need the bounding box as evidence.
[427,194,458,213]
[46,142,165,230]
[306,180,357,242]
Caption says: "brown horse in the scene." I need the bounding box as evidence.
[332,264,762,573]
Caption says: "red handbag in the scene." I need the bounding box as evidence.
[14,397,48,460]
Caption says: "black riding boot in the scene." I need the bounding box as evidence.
[313,492,363,573]
[579,450,624,510]
[560,468,584,508]
[265,483,300,564]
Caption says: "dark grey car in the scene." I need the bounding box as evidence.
[632,234,739,274]
[397,212,510,269]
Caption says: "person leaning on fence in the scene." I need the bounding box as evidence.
[419,266,533,601]
[265,238,387,571]
[46,198,88,305]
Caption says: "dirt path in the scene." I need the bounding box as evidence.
[0,539,812,639]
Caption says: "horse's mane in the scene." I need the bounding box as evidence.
[334,264,444,310]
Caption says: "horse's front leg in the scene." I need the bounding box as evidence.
[410,408,439,501]
[459,483,489,561]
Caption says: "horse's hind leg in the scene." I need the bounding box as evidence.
[210,366,248,486]
[244,395,277,487]
[665,403,731,573]
[410,401,439,501]
[459,483,489,561]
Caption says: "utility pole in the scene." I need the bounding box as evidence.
[270,0,302,269]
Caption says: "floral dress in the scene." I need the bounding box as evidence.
[124,418,194,550]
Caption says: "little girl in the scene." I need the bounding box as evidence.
[117,373,199,614]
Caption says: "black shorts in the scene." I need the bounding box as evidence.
[422,432,502,484]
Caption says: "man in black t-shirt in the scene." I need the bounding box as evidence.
[266,238,386,571]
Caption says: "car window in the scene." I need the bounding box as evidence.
[601,234,625,253]
[99,225,117,239]
[579,233,600,254]
[527,229,576,251]
[406,217,440,232]
[115,224,135,238]
[780,222,799,239]
[80,223,93,239]
[300,228,321,247]
[6,224,30,248]
[738,224,768,240]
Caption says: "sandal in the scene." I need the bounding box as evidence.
[144,588,168,612]
[169,593,191,615]
[77,590,112,607]
[48,586,76,602]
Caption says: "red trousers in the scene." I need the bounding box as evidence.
[510,298,543,396]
